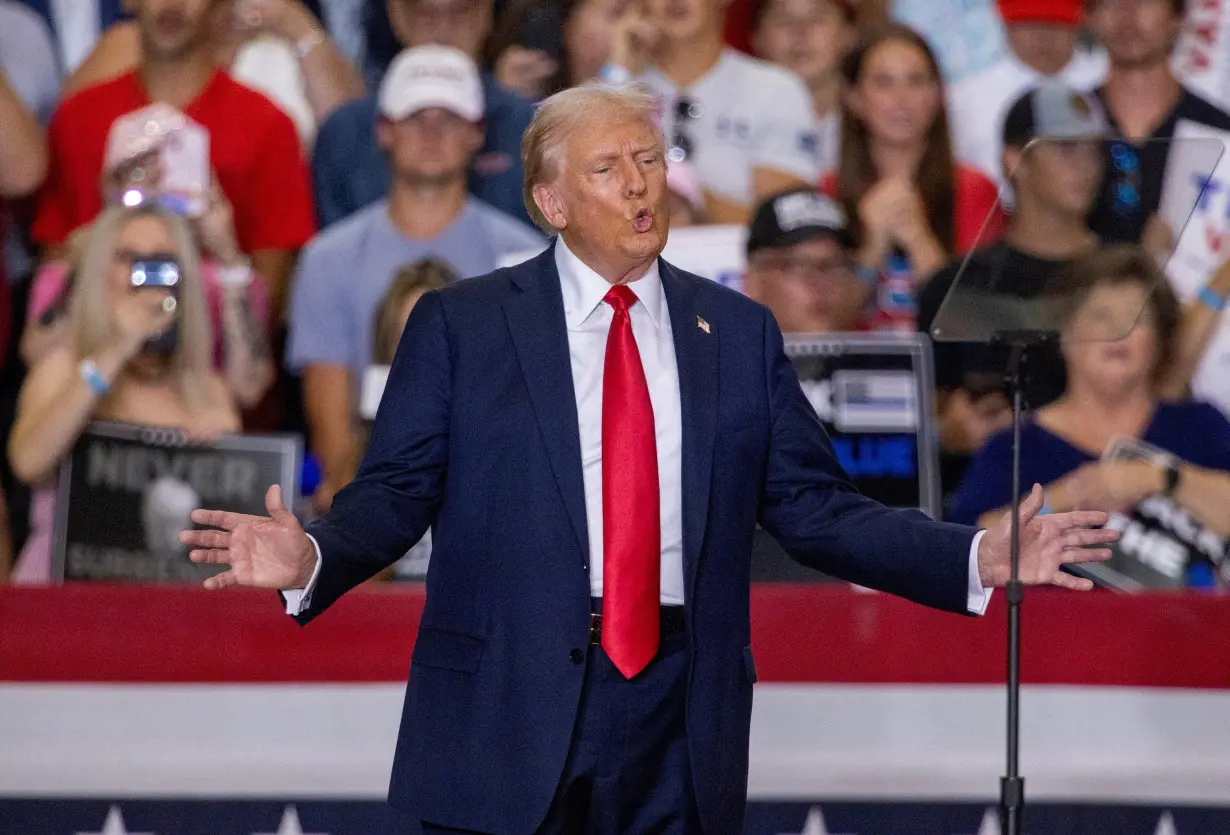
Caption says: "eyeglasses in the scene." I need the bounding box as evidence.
[668,97,701,164]
[1109,141,1142,216]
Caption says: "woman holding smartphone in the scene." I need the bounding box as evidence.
[7,204,239,584]
[22,177,274,412]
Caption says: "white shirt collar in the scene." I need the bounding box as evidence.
[554,236,666,331]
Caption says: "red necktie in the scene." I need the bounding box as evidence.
[601,285,660,678]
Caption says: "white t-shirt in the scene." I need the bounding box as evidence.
[639,50,820,207]
[947,48,1108,190]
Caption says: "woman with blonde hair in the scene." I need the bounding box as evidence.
[7,204,239,583]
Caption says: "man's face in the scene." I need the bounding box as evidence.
[1089,0,1181,70]
[133,0,216,61]
[645,0,724,43]
[1013,139,1104,218]
[378,108,483,186]
[753,0,853,90]
[1005,23,1080,76]
[388,0,493,58]
[744,237,868,333]
[535,115,669,278]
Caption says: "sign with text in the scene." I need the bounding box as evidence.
[752,334,941,582]
[52,423,301,583]
[1072,435,1227,590]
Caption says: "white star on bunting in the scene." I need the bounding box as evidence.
[976,807,1001,835]
[1155,811,1179,835]
[776,806,856,835]
[254,805,330,835]
[76,806,154,835]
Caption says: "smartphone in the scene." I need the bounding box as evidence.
[131,259,181,356]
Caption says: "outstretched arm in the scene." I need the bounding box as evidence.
[184,290,452,621]
[755,309,1115,613]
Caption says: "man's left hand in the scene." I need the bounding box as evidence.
[977,483,1119,591]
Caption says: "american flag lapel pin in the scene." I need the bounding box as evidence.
[697,316,711,334]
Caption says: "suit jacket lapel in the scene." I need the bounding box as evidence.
[660,260,718,600]
[504,245,590,560]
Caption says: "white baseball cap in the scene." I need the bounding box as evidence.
[378,45,485,123]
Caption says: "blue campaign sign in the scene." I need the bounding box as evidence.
[785,334,940,517]
[3,799,1228,834]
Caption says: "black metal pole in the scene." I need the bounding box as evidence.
[1000,344,1025,834]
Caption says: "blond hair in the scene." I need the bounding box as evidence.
[69,204,214,411]
[521,83,664,234]
[373,258,458,365]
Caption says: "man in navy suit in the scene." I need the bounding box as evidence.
[182,84,1116,835]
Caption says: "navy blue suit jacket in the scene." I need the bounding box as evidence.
[299,244,977,834]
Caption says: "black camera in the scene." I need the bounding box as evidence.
[130,258,181,356]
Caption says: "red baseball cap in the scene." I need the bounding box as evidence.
[998,0,1083,25]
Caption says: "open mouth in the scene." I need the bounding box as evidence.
[632,208,654,233]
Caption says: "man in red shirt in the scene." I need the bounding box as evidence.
[32,0,315,320]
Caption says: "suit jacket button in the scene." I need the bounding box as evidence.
[569,649,584,665]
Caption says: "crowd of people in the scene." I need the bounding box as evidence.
[0,0,1228,586]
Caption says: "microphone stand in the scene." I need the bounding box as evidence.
[991,331,1056,835]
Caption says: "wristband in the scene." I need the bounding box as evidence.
[217,259,254,288]
[294,28,326,60]
[1198,285,1227,312]
[79,358,110,397]
[598,63,632,85]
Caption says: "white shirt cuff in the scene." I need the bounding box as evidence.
[967,529,993,615]
[282,534,323,616]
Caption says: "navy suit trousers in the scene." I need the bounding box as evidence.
[422,629,700,835]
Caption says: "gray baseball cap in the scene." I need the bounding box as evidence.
[1001,82,1110,148]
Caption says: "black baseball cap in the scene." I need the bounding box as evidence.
[747,189,855,256]
[1002,81,1110,150]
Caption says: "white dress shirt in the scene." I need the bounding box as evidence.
[285,240,992,616]
[555,237,686,604]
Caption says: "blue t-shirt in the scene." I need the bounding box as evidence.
[286,199,545,378]
[948,401,1230,525]
[310,75,535,229]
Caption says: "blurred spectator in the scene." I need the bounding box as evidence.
[12,0,131,74]
[743,188,867,333]
[948,0,1107,192]
[621,0,819,224]
[61,0,365,148]
[750,0,855,175]
[7,203,239,584]
[313,0,535,227]
[288,45,543,514]
[1086,0,1230,243]
[666,159,706,227]
[919,83,1107,494]
[0,1,59,287]
[0,1,60,124]
[0,30,51,205]
[0,50,50,244]
[948,247,1230,580]
[23,159,274,408]
[32,0,315,322]
[485,0,626,100]
[824,23,1003,332]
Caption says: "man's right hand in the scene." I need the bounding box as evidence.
[181,484,316,591]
